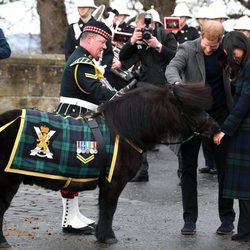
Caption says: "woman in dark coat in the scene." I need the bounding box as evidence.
[214,31,250,242]
[0,28,11,59]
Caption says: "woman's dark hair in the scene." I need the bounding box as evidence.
[221,31,250,80]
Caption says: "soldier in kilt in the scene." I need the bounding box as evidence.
[55,21,116,235]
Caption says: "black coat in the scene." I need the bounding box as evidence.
[60,46,116,105]
[119,27,177,86]
[0,28,11,59]
[175,24,199,44]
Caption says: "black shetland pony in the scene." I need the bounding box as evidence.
[0,84,220,247]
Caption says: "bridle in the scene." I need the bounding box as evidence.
[160,133,199,146]
[160,112,202,146]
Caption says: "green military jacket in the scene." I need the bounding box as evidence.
[60,46,116,105]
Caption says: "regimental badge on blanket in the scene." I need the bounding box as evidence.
[30,124,56,159]
[4,109,119,183]
[76,141,98,164]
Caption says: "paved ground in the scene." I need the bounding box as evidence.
[3,145,250,250]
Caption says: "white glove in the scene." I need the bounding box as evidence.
[92,58,106,75]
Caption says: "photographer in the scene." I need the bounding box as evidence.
[119,11,177,86]
[119,11,177,181]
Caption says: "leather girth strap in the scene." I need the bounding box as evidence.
[86,117,107,184]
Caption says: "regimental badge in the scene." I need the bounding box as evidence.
[30,125,56,159]
[76,141,98,164]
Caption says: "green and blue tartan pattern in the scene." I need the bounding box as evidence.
[10,109,115,179]
[221,67,250,200]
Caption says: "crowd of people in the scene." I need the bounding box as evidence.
[1,0,250,243]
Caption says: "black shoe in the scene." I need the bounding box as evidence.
[216,222,234,235]
[181,222,196,235]
[209,168,217,175]
[130,174,149,182]
[198,167,210,173]
[231,233,250,242]
[62,225,95,235]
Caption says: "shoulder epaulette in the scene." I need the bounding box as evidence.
[70,56,104,80]
[70,57,94,67]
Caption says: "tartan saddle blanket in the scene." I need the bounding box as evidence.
[5,109,119,183]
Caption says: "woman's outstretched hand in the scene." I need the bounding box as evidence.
[213,131,225,145]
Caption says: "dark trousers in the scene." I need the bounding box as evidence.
[180,134,235,224]
[238,200,250,237]
[201,137,215,169]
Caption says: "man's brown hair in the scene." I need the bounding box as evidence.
[201,20,224,41]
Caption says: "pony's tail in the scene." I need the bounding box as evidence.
[173,83,212,111]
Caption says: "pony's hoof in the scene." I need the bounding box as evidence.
[0,241,11,248]
[104,238,118,244]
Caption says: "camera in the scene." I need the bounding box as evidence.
[164,17,180,31]
[141,12,153,40]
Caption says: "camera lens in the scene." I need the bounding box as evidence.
[143,31,151,40]
[141,27,152,40]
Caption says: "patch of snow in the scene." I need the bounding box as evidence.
[0,0,39,35]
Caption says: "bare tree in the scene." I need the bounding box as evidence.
[36,0,110,54]
[37,0,68,54]
[95,0,109,6]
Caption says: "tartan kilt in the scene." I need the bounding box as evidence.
[223,116,250,200]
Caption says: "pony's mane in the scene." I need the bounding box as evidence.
[96,86,181,149]
[172,83,212,111]
[96,83,212,149]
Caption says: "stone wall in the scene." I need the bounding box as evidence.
[0,54,65,114]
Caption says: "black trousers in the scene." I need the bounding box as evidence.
[180,105,236,224]
[201,137,215,169]
[238,200,250,237]
[180,135,235,224]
